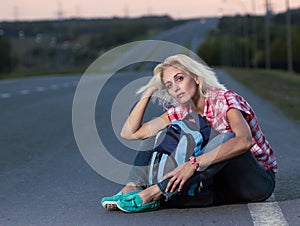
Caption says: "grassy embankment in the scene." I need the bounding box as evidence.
[223,67,300,123]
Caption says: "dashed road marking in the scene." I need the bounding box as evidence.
[36,87,46,92]
[19,90,30,95]
[0,80,78,99]
[248,202,288,226]
[0,93,11,98]
[50,84,58,90]
[62,82,70,87]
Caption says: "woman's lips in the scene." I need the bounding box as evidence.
[177,93,185,99]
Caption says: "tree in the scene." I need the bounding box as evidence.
[0,37,11,73]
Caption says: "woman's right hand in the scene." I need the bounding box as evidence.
[120,85,168,140]
[160,161,195,192]
[142,86,158,98]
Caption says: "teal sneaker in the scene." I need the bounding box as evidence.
[116,193,161,213]
[101,190,141,211]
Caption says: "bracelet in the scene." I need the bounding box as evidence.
[189,156,200,171]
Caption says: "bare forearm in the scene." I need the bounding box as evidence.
[197,136,252,170]
[120,94,151,139]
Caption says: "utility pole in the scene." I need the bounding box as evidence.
[252,0,258,68]
[230,0,249,68]
[124,4,129,18]
[57,1,64,20]
[75,4,81,18]
[13,5,19,21]
[242,2,249,69]
[286,0,293,72]
[264,0,271,69]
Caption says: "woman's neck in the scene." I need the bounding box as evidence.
[190,92,205,116]
[196,96,205,116]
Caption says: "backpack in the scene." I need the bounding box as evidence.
[148,112,210,184]
[148,112,216,207]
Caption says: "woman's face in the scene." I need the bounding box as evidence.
[162,66,198,104]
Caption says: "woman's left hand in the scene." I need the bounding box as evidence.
[160,161,195,192]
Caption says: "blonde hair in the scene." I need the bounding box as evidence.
[137,54,226,106]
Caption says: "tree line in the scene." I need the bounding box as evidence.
[198,8,300,72]
[1,10,299,76]
[0,16,188,75]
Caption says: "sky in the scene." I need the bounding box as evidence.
[0,0,300,21]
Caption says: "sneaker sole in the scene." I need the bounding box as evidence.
[115,203,131,213]
[116,201,161,213]
[101,190,142,211]
[102,201,118,211]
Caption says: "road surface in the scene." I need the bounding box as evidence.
[1,19,300,225]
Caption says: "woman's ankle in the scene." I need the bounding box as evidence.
[120,182,141,194]
[139,185,162,204]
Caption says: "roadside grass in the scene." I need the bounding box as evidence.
[223,67,300,123]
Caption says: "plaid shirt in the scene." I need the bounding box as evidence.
[166,105,195,122]
[167,89,278,173]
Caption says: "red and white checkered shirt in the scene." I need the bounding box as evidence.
[167,89,278,173]
[166,105,195,122]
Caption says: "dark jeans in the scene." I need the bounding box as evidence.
[128,136,155,189]
[128,133,276,205]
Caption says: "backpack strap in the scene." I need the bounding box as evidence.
[183,112,211,151]
[149,151,158,185]
[157,154,168,183]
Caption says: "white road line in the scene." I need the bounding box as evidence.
[2,80,78,98]
[36,87,46,92]
[248,202,289,226]
[0,93,11,98]
[19,90,30,95]
[62,82,70,87]
[50,84,58,89]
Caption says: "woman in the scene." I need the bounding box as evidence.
[101,54,277,213]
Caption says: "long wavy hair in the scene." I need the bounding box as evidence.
[137,54,226,107]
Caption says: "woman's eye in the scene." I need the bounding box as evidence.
[166,84,172,89]
[177,76,184,82]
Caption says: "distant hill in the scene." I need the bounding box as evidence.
[0,16,189,38]
[0,16,192,75]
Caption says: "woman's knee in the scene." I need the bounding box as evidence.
[231,180,275,202]
[138,136,156,151]
[203,133,235,154]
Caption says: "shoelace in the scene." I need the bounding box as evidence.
[123,195,140,207]
[131,199,139,208]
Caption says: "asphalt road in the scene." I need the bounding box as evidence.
[1,19,300,225]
